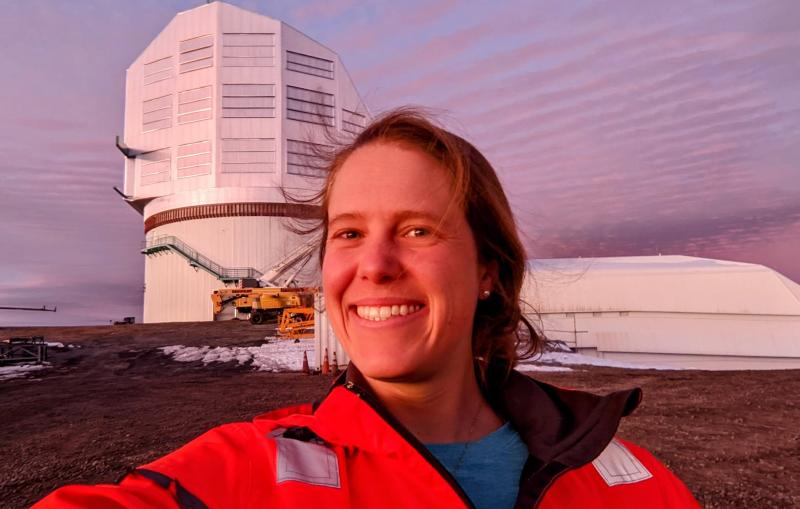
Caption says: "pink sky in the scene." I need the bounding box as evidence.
[0,0,798,325]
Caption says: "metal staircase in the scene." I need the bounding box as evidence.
[141,235,262,283]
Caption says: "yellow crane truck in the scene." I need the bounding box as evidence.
[211,287,316,324]
[211,237,320,328]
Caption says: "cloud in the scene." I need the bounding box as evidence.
[290,0,360,23]
[1,0,798,324]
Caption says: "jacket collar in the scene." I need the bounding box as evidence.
[492,369,640,508]
[319,362,641,508]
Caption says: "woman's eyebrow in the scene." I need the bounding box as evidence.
[329,210,443,226]
[393,210,442,223]
[328,212,363,227]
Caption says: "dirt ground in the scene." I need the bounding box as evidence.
[1,322,797,509]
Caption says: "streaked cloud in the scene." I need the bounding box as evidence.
[0,0,797,325]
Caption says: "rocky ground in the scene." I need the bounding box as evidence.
[1,321,797,508]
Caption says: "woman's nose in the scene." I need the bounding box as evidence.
[357,237,403,284]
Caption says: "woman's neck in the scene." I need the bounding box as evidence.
[364,364,503,444]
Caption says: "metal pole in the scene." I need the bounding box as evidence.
[0,306,57,312]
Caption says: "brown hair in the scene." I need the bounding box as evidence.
[297,107,540,381]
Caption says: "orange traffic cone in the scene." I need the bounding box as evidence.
[332,351,340,375]
[302,351,310,375]
[322,348,330,375]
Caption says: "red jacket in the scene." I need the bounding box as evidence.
[34,367,700,508]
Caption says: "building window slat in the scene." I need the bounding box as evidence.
[286,86,335,126]
[221,138,276,174]
[222,83,276,118]
[177,140,211,177]
[142,95,172,132]
[179,35,214,74]
[177,86,212,125]
[286,50,334,79]
[223,33,274,67]
[286,139,331,178]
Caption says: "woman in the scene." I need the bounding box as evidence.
[35,109,699,508]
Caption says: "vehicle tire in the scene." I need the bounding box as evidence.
[250,311,264,325]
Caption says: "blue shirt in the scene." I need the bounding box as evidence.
[426,423,529,509]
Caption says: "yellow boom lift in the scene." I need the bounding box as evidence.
[211,238,320,332]
[278,306,315,339]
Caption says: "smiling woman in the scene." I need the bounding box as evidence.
[324,143,497,386]
[33,109,700,509]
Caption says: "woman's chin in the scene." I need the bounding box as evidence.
[351,353,431,383]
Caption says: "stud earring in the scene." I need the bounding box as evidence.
[481,290,491,299]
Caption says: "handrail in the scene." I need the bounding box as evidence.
[141,235,262,281]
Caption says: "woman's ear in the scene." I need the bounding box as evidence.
[479,259,499,295]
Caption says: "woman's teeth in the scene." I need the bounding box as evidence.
[356,304,422,321]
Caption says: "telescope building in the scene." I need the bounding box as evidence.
[118,2,368,322]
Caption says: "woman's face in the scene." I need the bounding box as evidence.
[322,141,490,383]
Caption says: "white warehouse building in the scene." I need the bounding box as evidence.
[118,2,368,322]
[524,255,800,370]
[318,255,800,371]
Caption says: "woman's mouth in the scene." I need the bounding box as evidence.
[355,304,424,321]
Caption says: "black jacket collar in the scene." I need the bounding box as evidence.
[493,370,641,507]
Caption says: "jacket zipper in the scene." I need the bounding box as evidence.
[343,381,478,509]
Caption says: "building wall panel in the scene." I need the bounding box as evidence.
[144,250,221,322]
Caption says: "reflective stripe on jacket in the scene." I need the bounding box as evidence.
[34,366,700,508]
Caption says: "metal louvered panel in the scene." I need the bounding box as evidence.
[179,35,213,53]
[222,138,275,151]
[143,56,173,85]
[286,86,335,127]
[223,33,275,46]
[178,99,212,114]
[179,46,214,65]
[286,139,330,177]
[143,95,172,113]
[223,84,276,96]
[178,86,212,125]
[181,58,213,73]
[140,148,171,185]
[286,50,334,79]
[221,138,276,173]
[177,141,211,177]
[222,84,276,118]
[223,108,276,118]
[222,151,274,164]
[223,46,274,58]
[287,86,334,106]
[143,109,171,124]
[222,33,275,67]
[142,159,170,176]
[179,86,212,104]
[142,95,173,132]
[342,109,367,134]
[179,35,214,74]
[222,97,275,108]
[141,172,170,185]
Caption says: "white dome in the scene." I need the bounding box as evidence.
[525,255,800,316]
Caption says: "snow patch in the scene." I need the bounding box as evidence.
[0,363,49,381]
[531,351,683,370]
[517,364,574,373]
[46,342,64,348]
[160,339,314,373]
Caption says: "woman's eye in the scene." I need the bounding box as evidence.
[338,230,360,240]
[406,227,429,238]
